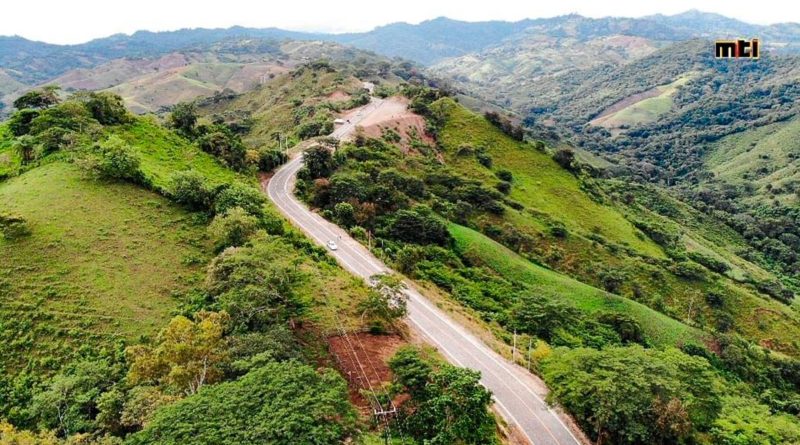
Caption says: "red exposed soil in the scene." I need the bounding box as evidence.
[327,90,351,101]
[328,333,404,413]
[341,96,435,150]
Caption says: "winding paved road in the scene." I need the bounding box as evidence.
[265,98,583,445]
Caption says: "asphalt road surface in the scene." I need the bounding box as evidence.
[265,98,583,445]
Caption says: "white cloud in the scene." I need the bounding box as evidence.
[2,0,797,44]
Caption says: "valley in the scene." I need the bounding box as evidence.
[1,6,800,445]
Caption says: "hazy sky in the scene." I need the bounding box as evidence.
[3,0,799,45]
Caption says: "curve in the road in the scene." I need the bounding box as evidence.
[264,98,584,445]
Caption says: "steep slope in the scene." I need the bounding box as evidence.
[0,162,211,371]
[430,34,662,110]
[704,117,800,207]
[431,98,800,353]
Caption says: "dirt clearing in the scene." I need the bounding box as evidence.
[328,333,404,413]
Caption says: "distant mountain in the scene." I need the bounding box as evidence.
[2,10,800,114]
[329,17,535,65]
[2,10,798,85]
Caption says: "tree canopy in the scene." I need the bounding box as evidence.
[128,361,355,445]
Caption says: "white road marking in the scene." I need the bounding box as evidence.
[265,98,583,445]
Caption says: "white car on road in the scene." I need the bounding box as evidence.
[326,240,338,251]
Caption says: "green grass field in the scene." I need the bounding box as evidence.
[705,117,800,206]
[0,162,211,371]
[434,98,664,258]
[593,75,692,129]
[449,223,706,347]
[111,119,241,190]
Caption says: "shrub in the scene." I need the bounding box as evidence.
[85,135,143,183]
[688,251,730,274]
[553,148,576,171]
[0,213,31,239]
[672,261,707,280]
[550,224,568,238]
[168,102,198,137]
[76,91,131,125]
[387,206,451,246]
[8,109,40,136]
[495,181,511,194]
[197,128,247,170]
[168,170,215,211]
[258,148,288,171]
[213,183,266,218]
[476,151,492,168]
[35,126,74,155]
[208,207,260,250]
[484,111,525,140]
[296,119,333,139]
[496,169,513,182]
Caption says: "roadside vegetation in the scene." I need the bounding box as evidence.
[0,79,497,445]
[292,82,800,445]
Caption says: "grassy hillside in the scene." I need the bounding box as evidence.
[427,98,800,355]
[199,65,365,149]
[705,117,800,207]
[591,74,692,130]
[110,118,240,189]
[450,223,703,347]
[434,98,664,257]
[0,162,210,371]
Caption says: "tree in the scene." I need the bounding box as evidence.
[553,148,576,171]
[358,274,408,331]
[126,311,230,396]
[509,295,581,343]
[197,129,247,170]
[167,170,214,211]
[387,207,451,246]
[257,148,288,171]
[302,144,334,178]
[85,136,143,183]
[30,360,119,437]
[119,386,178,430]
[207,207,260,251]
[542,346,723,445]
[389,347,496,445]
[13,85,60,110]
[168,102,197,137]
[205,238,304,331]
[12,135,37,164]
[333,202,356,228]
[128,361,356,445]
[213,183,266,218]
[76,92,130,125]
[8,109,40,136]
[711,396,800,445]
[0,421,59,445]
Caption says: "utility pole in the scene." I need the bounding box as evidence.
[512,330,517,363]
[527,338,533,371]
